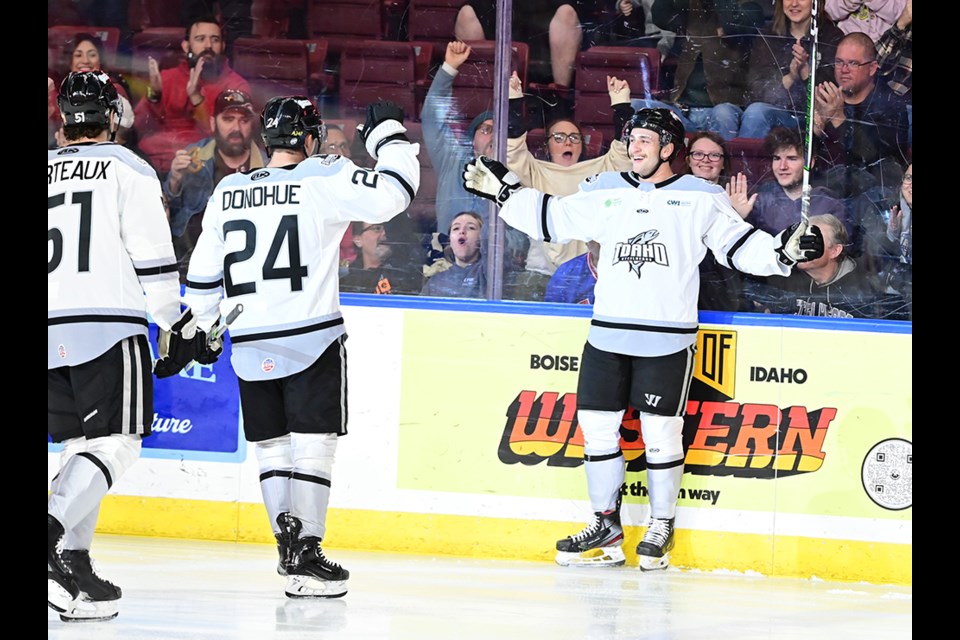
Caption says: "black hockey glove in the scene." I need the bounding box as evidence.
[462,156,523,206]
[154,308,209,378]
[357,99,408,160]
[776,220,825,266]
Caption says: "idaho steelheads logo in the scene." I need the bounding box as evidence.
[497,329,836,479]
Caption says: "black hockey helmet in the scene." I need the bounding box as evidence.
[260,96,325,155]
[622,108,685,160]
[57,70,121,129]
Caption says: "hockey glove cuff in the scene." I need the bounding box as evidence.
[358,100,408,160]
[155,308,208,378]
[462,156,523,206]
[776,221,825,266]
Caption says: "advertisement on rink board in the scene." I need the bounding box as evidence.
[50,307,911,517]
[397,310,912,517]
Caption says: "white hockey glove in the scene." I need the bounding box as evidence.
[356,99,408,160]
[154,307,209,378]
[462,156,523,206]
[776,220,825,266]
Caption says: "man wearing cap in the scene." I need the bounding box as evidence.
[163,87,267,280]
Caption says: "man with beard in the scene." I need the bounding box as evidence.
[134,16,251,174]
[164,88,266,281]
[339,221,424,295]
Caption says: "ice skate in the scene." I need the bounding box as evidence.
[636,517,675,572]
[555,506,625,567]
[284,537,349,599]
[48,515,80,614]
[275,512,302,577]
[58,549,121,622]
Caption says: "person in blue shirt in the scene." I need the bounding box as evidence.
[544,240,599,304]
[421,211,487,299]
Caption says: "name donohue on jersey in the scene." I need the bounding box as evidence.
[499,172,792,358]
[48,143,182,369]
[183,141,420,381]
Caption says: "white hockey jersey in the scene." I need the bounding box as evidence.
[500,172,792,357]
[183,141,420,381]
[48,142,182,369]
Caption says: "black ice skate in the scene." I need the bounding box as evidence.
[59,549,121,622]
[555,506,625,567]
[636,517,675,571]
[275,512,302,577]
[48,515,80,615]
[284,536,349,599]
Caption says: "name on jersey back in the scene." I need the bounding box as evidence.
[47,159,111,184]
[222,184,302,210]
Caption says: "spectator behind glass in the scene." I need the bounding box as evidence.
[739,0,844,139]
[327,125,361,271]
[631,0,766,140]
[505,72,634,298]
[826,0,906,42]
[683,131,753,311]
[49,33,137,150]
[420,41,529,274]
[134,16,252,175]
[854,162,911,317]
[875,0,911,145]
[339,221,425,295]
[420,211,488,299]
[813,31,909,199]
[164,88,266,281]
[746,213,907,318]
[180,0,254,59]
[455,1,597,88]
[544,240,600,304]
[739,127,851,241]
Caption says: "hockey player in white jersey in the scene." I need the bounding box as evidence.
[47,71,199,621]
[463,108,823,571]
[181,96,419,598]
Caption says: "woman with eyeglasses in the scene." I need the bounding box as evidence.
[739,0,843,139]
[503,72,634,298]
[682,131,754,312]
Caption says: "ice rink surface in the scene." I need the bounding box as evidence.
[47,535,912,639]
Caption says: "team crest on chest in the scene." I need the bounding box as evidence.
[612,229,669,277]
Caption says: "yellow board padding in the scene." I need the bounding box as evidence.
[96,495,911,586]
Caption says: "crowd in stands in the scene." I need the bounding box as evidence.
[48,0,911,320]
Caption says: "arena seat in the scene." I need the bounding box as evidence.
[232,37,329,109]
[407,0,461,61]
[337,40,432,119]
[305,0,384,56]
[437,39,529,122]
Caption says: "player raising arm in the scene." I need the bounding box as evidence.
[463,108,822,571]
[180,97,419,598]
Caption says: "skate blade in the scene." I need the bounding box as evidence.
[284,574,348,599]
[555,546,626,567]
[47,577,78,613]
[638,553,671,572]
[59,597,120,622]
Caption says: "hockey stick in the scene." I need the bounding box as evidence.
[183,303,244,373]
[800,0,820,222]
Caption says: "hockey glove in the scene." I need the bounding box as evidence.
[462,156,523,206]
[357,100,408,160]
[776,221,825,266]
[154,308,209,378]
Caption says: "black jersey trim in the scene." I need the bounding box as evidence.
[291,471,332,487]
[584,450,624,462]
[78,451,113,489]
[590,319,697,334]
[185,277,223,290]
[380,169,416,201]
[646,458,685,470]
[48,315,149,327]
[540,194,553,242]
[259,469,292,482]
[725,226,761,273]
[135,263,180,277]
[231,316,345,343]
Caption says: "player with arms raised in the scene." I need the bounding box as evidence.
[463,108,823,571]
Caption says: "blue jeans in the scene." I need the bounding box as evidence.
[630,99,743,141]
[738,102,802,139]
